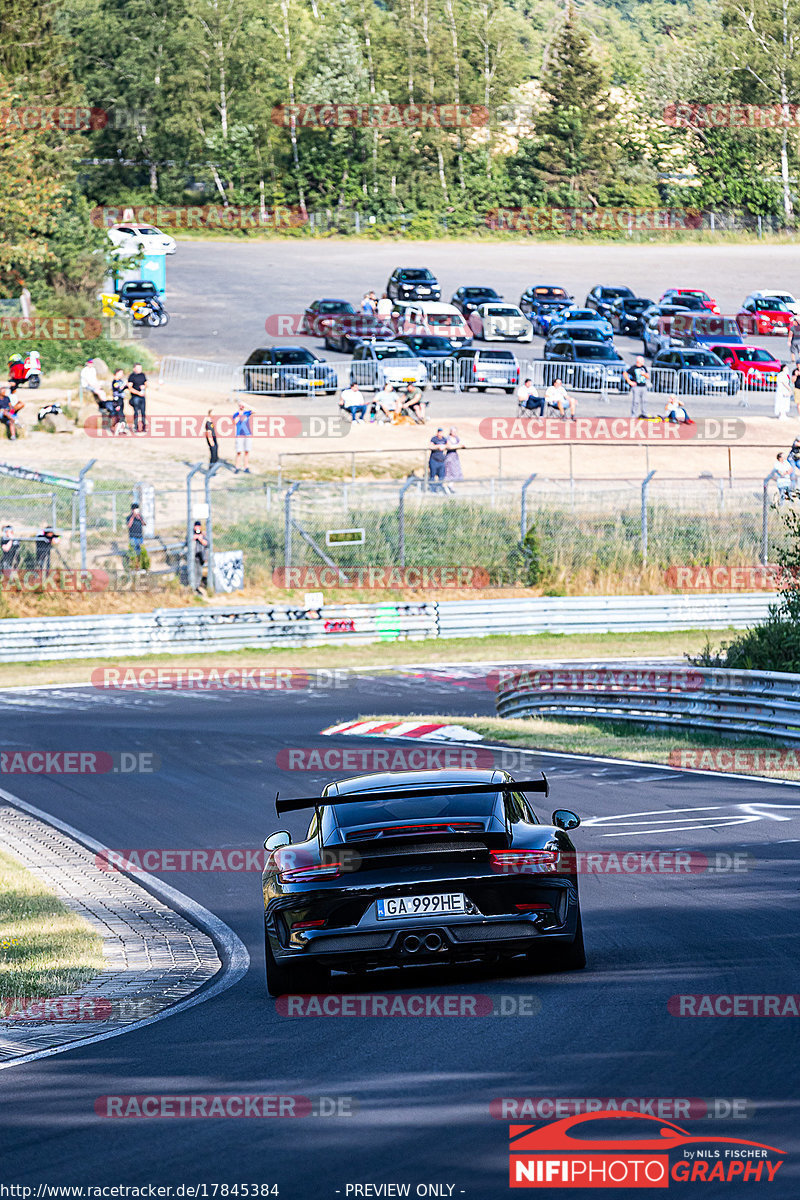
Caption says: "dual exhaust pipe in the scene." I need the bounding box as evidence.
[401,932,444,954]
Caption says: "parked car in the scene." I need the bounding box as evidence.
[542,340,627,391]
[451,285,502,316]
[107,223,176,256]
[585,285,635,319]
[301,298,357,337]
[750,289,800,316]
[737,294,794,336]
[608,296,655,336]
[650,348,740,394]
[261,768,584,995]
[519,285,574,321]
[708,344,782,389]
[323,313,394,353]
[544,327,609,352]
[659,288,719,313]
[349,340,428,389]
[670,313,744,349]
[386,267,441,302]
[550,307,613,340]
[396,334,459,360]
[468,303,533,343]
[641,304,693,357]
[243,346,338,394]
[392,301,472,344]
[453,346,520,392]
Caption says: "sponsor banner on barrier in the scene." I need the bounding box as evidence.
[477,417,746,443]
[664,101,800,128]
[273,566,490,590]
[94,1094,356,1118]
[91,205,307,230]
[485,207,702,232]
[669,994,800,1016]
[491,1098,752,1120]
[271,103,489,129]
[90,667,349,691]
[669,748,800,774]
[84,414,349,439]
[489,667,705,693]
[277,993,541,1017]
[0,751,158,775]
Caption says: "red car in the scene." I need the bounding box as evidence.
[708,343,782,389]
[509,1111,784,1155]
[737,294,793,336]
[660,288,719,313]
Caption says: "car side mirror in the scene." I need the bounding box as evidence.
[265,830,291,851]
[552,809,580,831]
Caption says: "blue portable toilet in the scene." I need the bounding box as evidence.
[111,253,167,297]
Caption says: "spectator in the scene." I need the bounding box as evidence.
[339,381,367,423]
[545,378,576,419]
[80,358,106,406]
[774,363,793,419]
[193,520,209,585]
[8,355,26,394]
[361,292,375,316]
[372,381,395,423]
[127,363,148,432]
[788,313,800,362]
[788,436,800,470]
[428,427,448,492]
[34,526,59,571]
[110,369,129,434]
[444,427,464,487]
[792,362,800,411]
[1,525,20,570]
[205,409,218,464]
[233,400,253,472]
[0,385,18,439]
[624,356,650,418]
[377,292,393,320]
[127,503,144,564]
[516,377,544,415]
[663,394,692,424]
[769,452,795,504]
[401,381,426,424]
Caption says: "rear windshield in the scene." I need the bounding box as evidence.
[575,344,618,359]
[274,349,315,364]
[374,345,414,359]
[328,792,496,827]
[318,300,354,313]
[463,287,497,297]
[398,269,434,281]
[403,336,454,350]
[682,352,721,366]
[622,298,652,312]
[486,307,520,317]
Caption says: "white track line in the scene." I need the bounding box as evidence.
[0,786,250,1072]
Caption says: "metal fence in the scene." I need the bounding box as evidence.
[495,664,800,742]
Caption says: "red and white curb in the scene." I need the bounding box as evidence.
[321,718,483,742]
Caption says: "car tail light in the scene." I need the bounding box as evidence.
[490,849,560,874]
[271,847,342,883]
[515,902,553,911]
[290,918,327,931]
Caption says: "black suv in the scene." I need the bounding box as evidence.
[608,296,654,336]
[451,285,502,316]
[387,268,441,302]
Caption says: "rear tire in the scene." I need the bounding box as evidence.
[265,927,330,997]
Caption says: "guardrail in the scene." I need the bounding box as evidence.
[0,592,774,663]
[495,662,800,742]
[158,357,237,389]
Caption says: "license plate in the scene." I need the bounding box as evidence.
[402,376,415,382]
[376,893,466,920]
[310,379,324,386]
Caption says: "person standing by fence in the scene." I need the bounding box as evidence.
[624,356,650,418]
[127,363,148,432]
[205,410,219,464]
[127,503,144,564]
[428,427,449,492]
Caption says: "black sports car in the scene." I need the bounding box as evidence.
[262,768,585,995]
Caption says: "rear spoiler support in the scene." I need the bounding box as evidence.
[275,774,549,816]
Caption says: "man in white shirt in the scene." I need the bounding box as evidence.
[377,293,393,320]
[80,359,105,404]
[545,378,576,418]
[516,377,544,415]
[339,382,367,422]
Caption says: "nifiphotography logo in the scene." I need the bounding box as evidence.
[507,1111,786,1188]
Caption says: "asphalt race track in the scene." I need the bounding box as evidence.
[0,669,798,1197]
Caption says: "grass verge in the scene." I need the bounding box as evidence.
[0,847,105,1003]
[0,627,715,690]
[368,712,800,782]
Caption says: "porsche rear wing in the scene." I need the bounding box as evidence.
[275,774,549,816]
